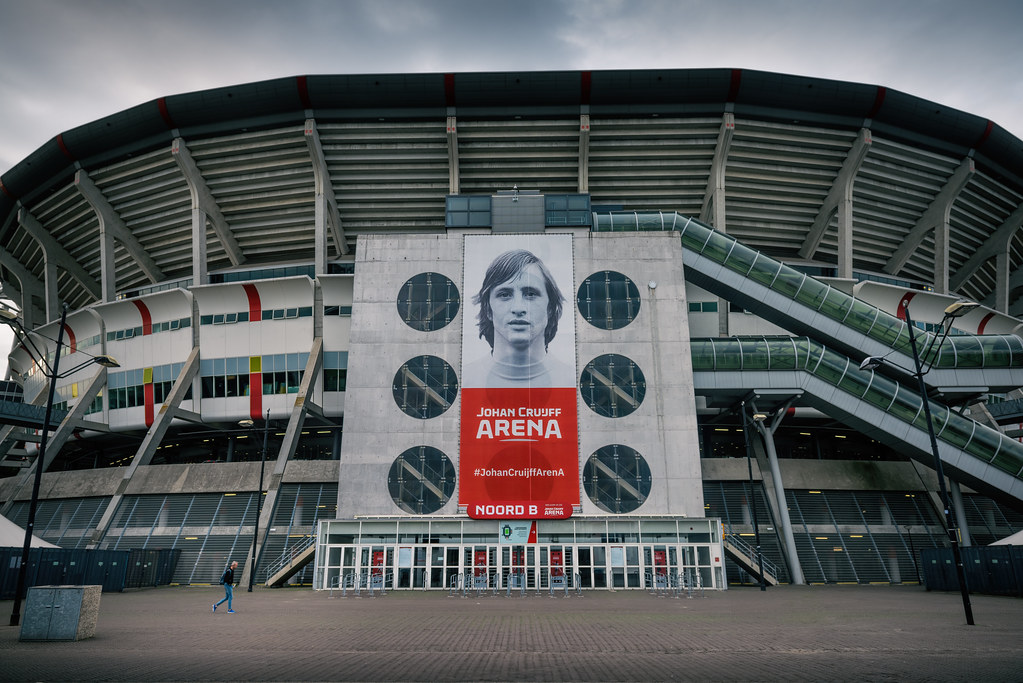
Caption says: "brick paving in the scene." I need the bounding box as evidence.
[1,584,1021,682]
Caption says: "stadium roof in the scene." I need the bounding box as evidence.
[2,68,1023,318]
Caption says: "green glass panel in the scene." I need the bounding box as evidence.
[844,299,879,335]
[792,338,814,370]
[767,338,797,370]
[978,336,1011,368]
[818,287,854,322]
[771,268,805,298]
[964,424,1005,467]
[701,229,734,264]
[747,254,782,288]
[713,341,742,370]
[915,402,948,434]
[740,339,771,369]
[988,444,1023,477]
[837,363,872,398]
[949,336,984,368]
[862,382,894,411]
[690,340,716,370]
[1005,335,1023,367]
[886,384,922,423]
[794,277,829,310]
[869,313,905,346]
[723,241,759,276]
[679,219,713,253]
[937,411,973,448]
[812,348,848,386]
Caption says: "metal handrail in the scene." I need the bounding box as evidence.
[263,535,315,581]
[723,523,779,580]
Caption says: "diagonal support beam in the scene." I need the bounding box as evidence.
[238,337,324,589]
[950,200,1023,296]
[884,157,975,280]
[699,113,735,227]
[304,119,348,272]
[75,170,165,301]
[19,208,102,315]
[87,348,200,548]
[0,368,108,518]
[798,128,872,262]
[172,138,245,285]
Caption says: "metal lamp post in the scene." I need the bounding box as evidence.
[861,299,977,625]
[741,401,768,591]
[239,409,270,592]
[1,305,118,626]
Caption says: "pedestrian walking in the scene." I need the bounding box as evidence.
[213,560,238,613]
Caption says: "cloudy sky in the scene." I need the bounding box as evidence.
[2,0,1023,369]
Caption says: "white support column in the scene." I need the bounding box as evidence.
[304,119,348,272]
[995,250,1010,313]
[172,137,244,287]
[752,405,805,585]
[885,157,974,283]
[578,112,590,193]
[75,169,165,301]
[700,114,734,338]
[18,208,102,317]
[799,128,871,265]
[447,113,460,195]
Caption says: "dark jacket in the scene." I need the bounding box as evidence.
[220,566,235,586]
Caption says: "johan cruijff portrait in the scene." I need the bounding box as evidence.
[465,248,574,388]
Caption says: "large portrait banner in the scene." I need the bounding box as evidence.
[460,234,578,519]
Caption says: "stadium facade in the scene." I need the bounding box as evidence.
[1,68,1022,591]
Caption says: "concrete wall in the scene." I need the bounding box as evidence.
[338,231,705,519]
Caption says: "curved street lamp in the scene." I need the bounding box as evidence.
[1,305,119,626]
[860,299,977,625]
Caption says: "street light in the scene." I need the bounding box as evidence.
[860,299,976,625]
[1,305,119,626]
[741,401,768,591]
[239,409,270,592]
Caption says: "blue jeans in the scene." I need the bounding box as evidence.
[215,584,233,610]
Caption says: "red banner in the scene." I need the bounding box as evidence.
[460,235,578,520]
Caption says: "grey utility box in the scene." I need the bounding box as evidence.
[20,585,101,641]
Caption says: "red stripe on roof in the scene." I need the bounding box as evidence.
[727,69,742,102]
[157,97,175,129]
[974,120,994,149]
[444,73,456,108]
[580,71,591,105]
[56,134,74,161]
[868,86,887,119]
[296,76,311,109]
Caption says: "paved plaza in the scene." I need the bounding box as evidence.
[1,583,1021,682]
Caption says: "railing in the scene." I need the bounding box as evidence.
[691,336,1023,482]
[722,523,779,582]
[262,535,314,583]
[592,211,1023,373]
